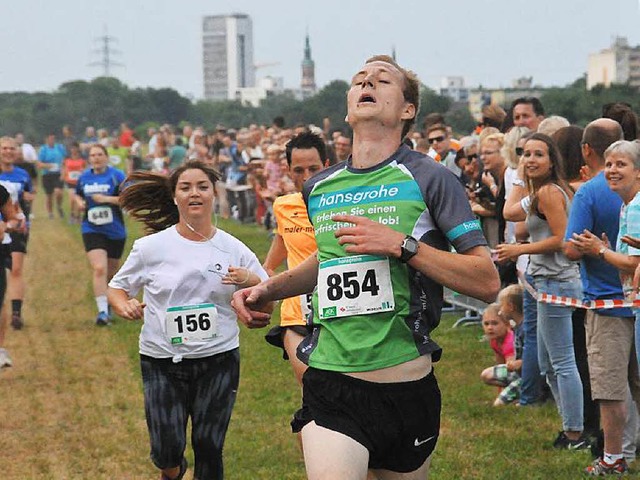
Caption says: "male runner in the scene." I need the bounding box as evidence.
[233,55,499,479]
[263,131,326,384]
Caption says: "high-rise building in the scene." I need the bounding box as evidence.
[587,36,640,90]
[300,33,316,99]
[202,14,255,100]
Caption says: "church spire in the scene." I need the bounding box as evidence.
[301,30,316,98]
[304,30,312,61]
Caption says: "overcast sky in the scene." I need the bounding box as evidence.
[0,0,637,99]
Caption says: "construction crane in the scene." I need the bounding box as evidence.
[253,62,281,71]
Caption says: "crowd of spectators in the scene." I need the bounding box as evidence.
[19,121,351,229]
[4,97,640,476]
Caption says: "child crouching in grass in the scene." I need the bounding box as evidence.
[480,284,524,406]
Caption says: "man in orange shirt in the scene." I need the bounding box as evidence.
[263,131,326,384]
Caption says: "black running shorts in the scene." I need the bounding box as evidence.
[82,232,126,259]
[296,366,441,473]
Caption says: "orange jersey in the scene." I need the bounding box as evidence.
[63,158,86,185]
[273,192,317,326]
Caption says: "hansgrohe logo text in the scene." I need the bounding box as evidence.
[317,185,399,207]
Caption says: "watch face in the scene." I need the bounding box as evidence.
[401,236,418,261]
[406,237,418,254]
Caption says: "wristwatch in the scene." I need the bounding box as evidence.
[400,235,419,263]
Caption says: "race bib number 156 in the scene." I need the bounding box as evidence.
[317,255,394,319]
[165,303,218,344]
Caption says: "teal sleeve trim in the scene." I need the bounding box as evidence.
[446,219,482,242]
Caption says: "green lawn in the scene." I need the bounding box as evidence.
[111,217,606,479]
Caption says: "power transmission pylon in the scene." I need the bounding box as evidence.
[88,25,124,77]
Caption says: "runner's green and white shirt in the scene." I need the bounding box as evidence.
[300,144,486,372]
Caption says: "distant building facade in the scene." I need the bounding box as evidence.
[236,76,285,107]
[301,33,316,99]
[440,76,468,102]
[203,13,255,100]
[587,36,640,90]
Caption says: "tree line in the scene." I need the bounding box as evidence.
[0,75,637,143]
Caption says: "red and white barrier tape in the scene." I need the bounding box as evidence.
[517,272,640,310]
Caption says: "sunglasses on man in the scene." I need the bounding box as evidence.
[428,136,445,144]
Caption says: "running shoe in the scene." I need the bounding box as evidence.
[585,457,629,476]
[552,431,590,450]
[0,348,13,369]
[58,207,65,219]
[95,311,110,326]
[11,312,24,330]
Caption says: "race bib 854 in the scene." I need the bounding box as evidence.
[317,255,394,319]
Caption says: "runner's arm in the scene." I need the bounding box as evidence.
[107,287,145,320]
[0,198,17,225]
[91,193,119,205]
[262,233,287,276]
[332,214,499,303]
[232,253,318,327]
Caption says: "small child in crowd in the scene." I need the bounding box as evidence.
[480,284,524,406]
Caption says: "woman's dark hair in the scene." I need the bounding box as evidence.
[522,133,572,214]
[120,160,220,234]
[551,126,585,183]
[602,102,638,141]
[453,147,467,167]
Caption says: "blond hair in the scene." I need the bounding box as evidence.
[498,284,523,315]
[481,132,505,149]
[483,303,507,323]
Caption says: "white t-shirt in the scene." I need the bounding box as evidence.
[109,226,268,362]
[504,166,519,244]
[21,143,38,163]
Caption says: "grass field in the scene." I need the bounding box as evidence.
[0,196,625,479]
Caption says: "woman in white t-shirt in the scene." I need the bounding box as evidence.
[108,160,268,480]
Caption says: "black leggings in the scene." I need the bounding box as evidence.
[140,349,239,480]
[0,256,8,303]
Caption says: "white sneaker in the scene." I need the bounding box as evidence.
[0,348,13,369]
